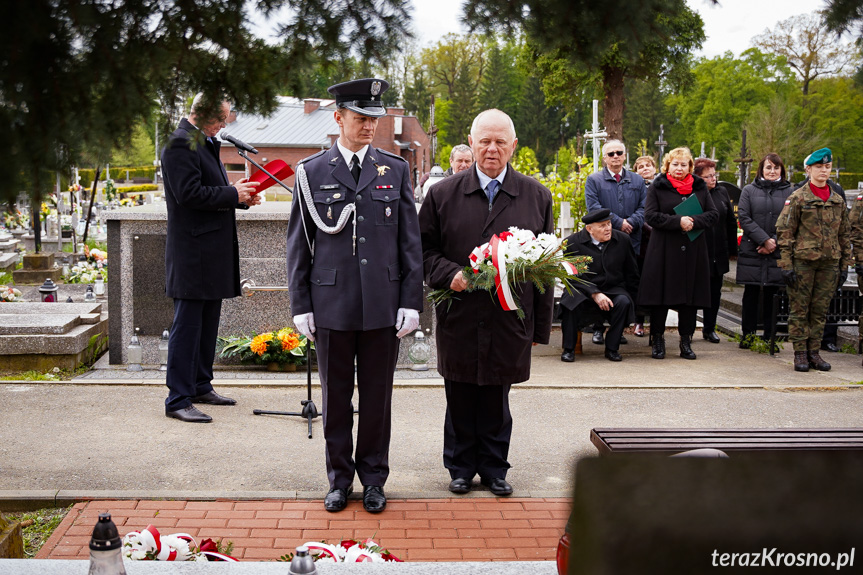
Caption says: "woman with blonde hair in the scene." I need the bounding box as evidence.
[638,147,718,360]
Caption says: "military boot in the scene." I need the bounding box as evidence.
[650,334,665,359]
[679,334,697,360]
[807,350,831,371]
[793,351,810,372]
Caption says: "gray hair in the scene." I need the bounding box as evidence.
[450,144,473,161]
[602,139,625,156]
[470,109,517,140]
[190,92,230,116]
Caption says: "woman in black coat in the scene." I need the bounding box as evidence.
[694,158,738,343]
[638,147,719,360]
[735,153,793,347]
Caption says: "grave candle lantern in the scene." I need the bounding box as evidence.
[39,278,58,302]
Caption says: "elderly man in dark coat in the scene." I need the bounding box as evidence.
[286,78,423,514]
[419,108,555,497]
[560,209,640,363]
[162,94,260,424]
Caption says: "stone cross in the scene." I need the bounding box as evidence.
[558,201,575,237]
[584,99,607,173]
[654,125,668,162]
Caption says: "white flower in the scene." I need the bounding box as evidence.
[194,553,209,562]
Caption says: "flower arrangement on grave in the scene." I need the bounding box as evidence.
[428,226,592,319]
[65,262,107,284]
[103,179,117,202]
[0,285,23,302]
[2,209,26,230]
[123,524,237,562]
[279,538,402,563]
[218,327,308,368]
[84,245,108,268]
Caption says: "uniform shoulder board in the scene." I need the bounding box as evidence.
[376,148,408,163]
[297,149,327,165]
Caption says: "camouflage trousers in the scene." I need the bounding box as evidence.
[786,259,840,352]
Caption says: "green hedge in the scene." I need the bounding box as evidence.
[118,184,158,193]
[77,166,156,187]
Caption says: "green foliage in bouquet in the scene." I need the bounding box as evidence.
[218,327,308,366]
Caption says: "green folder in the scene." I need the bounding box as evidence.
[673,193,704,241]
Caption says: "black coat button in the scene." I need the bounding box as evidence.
[681,246,686,251]
[359,237,366,243]
[361,259,368,265]
[479,321,485,327]
[356,194,362,200]
[483,232,489,238]
[358,215,365,222]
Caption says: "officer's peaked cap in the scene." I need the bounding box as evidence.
[328,78,389,118]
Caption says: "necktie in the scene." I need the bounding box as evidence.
[486,180,499,205]
[614,173,621,183]
[351,154,361,184]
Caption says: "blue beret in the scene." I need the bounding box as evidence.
[805,148,832,165]
[582,209,611,224]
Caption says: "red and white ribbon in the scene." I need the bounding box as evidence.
[490,234,518,312]
[123,525,239,562]
[560,261,578,275]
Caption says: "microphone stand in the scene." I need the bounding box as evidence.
[237,149,293,194]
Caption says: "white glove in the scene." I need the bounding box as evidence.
[293,312,316,342]
[395,308,420,339]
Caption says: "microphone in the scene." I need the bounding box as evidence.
[219,131,258,154]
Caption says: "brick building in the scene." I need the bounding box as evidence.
[219,97,430,192]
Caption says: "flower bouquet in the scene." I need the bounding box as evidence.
[84,245,108,268]
[218,327,309,370]
[279,538,402,563]
[428,227,592,319]
[0,285,22,302]
[123,524,237,562]
[65,262,107,284]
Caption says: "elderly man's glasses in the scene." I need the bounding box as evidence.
[607,150,625,157]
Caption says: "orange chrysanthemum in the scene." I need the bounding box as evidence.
[250,333,274,356]
[279,332,300,352]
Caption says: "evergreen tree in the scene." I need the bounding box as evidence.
[479,41,518,113]
[442,60,479,146]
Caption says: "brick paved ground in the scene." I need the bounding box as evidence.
[37,498,569,562]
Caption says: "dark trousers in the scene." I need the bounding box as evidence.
[443,379,512,481]
[316,326,399,489]
[701,274,725,333]
[650,305,697,337]
[741,284,780,338]
[165,298,221,411]
[562,295,632,352]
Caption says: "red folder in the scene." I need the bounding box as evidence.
[249,160,294,194]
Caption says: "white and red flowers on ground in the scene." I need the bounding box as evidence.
[123,525,237,562]
[281,538,402,563]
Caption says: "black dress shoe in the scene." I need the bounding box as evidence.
[604,349,622,362]
[192,390,237,405]
[702,331,721,343]
[592,330,604,345]
[821,341,840,353]
[165,405,212,423]
[362,486,387,513]
[619,335,628,345]
[324,486,352,512]
[560,350,575,363]
[481,477,513,496]
[448,477,472,494]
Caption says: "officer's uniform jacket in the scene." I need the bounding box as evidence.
[286,146,424,331]
[776,185,852,270]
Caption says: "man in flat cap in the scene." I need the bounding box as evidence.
[559,209,640,362]
[286,78,423,513]
[777,148,852,372]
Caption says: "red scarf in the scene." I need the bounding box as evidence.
[668,173,694,195]
[809,182,831,201]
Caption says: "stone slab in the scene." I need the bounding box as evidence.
[0,559,557,574]
[0,319,108,355]
[0,240,18,253]
[22,253,54,270]
[0,253,15,271]
[11,268,62,285]
[0,314,80,335]
[0,303,102,316]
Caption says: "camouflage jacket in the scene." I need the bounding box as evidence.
[849,192,863,264]
[776,184,851,270]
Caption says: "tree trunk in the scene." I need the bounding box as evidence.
[602,64,625,141]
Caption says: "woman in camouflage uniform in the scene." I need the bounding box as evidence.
[776,148,852,372]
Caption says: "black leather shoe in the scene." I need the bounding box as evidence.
[324,486,352,512]
[192,390,237,405]
[560,350,575,362]
[821,341,840,353]
[650,334,666,359]
[592,330,604,345]
[448,477,472,494]
[604,349,622,362]
[362,486,387,513]
[166,405,212,423]
[619,335,628,345]
[481,477,513,496]
[702,331,721,343]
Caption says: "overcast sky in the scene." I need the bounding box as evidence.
[410,0,830,58]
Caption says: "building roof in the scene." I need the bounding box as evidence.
[222,97,338,149]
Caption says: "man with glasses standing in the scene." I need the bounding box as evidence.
[584,139,647,346]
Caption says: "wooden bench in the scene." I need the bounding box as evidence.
[590,428,863,455]
[769,285,863,355]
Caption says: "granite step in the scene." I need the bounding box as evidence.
[0,252,16,271]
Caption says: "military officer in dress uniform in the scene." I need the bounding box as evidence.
[286,78,423,514]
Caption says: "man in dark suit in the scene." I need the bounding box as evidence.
[560,209,641,363]
[419,109,555,497]
[286,78,423,514]
[162,94,260,423]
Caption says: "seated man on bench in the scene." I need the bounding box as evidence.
[560,209,640,362]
